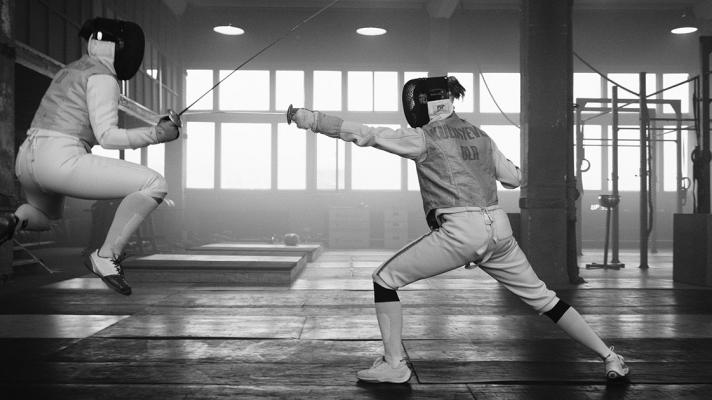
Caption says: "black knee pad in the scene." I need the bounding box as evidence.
[544,300,571,323]
[373,282,399,303]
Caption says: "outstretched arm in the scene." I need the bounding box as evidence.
[292,109,426,161]
[88,75,179,149]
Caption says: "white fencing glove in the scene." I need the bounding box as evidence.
[155,115,180,143]
[292,109,317,131]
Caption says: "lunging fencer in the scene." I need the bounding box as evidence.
[289,76,629,383]
[0,18,180,295]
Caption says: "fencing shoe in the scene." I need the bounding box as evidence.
[85,250,132,296]
[0,213,18,245]
[357,356,411,383]
[604,346,630,380]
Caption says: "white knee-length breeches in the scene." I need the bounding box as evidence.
[15,128,167,219]
[373,207,559,314]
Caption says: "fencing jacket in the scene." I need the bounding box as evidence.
[30,39,159,150]
[313,111,522,225]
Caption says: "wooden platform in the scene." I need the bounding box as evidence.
[122,254,307,285]
[0,249,710,399]
[189,242,324,262]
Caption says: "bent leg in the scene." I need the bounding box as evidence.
[481,237,610,358]
[371,215,485,366]
[14,189,65,232]
[373,282,403,367]
[13,139,65,233]
[41,154,167,257]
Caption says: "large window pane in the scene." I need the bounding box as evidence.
[316,134,345,190]
[348,71,373,111]
[276,70,304,111]
[479,73,520,113]
[124,148,141,165]
[147,143,165,176]
[221,123,271,189]
[186,122,215,189]
[580,125,602,191]
[663,127,688,191]
[606,73,656,98]
[662,73,690,114]
[352,124,401,190]
[374,71,398,111]
[481,125,520,190]
[219,70,269,110]
[314,71,342,111]
[608,126,640,191]
[186,69,213,110]
[278,123,306,190]
[448,72,474,113]
[407,160,419,191]
[574,73,601,105]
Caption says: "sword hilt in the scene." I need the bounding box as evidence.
[286,104,299,125]
[167,109,182,128]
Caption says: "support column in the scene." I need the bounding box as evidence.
[164,69,185,243]
[519,0,576,286]
[0,0,16,271]
[428,17,449,77]
[639,73,649,268]
[698,37,712,214]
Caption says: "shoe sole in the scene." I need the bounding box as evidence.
[83,259,132,296]
[357,370,412,384]
[606,369,630,380]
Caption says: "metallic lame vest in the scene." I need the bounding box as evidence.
[416,113,499,221]
[31,55,115,146]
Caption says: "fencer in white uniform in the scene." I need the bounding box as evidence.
[290,76,629,383]
[0,18,180,295]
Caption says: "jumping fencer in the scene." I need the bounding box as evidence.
[0,18,180,295]
[290,76,629,383]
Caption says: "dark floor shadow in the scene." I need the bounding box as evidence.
[355,380,414,400]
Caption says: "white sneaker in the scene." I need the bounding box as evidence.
[84,250,132,296]
[357,356,411,383]
[604,346,630,379]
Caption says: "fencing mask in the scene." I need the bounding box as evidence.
[79,17,145,81]
[402,76,467,128]
[402,76,450,128]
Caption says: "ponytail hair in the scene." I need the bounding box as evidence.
[447,76,466,100]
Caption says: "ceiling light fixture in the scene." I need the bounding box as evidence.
[670,11,698,35]
[356,27,387,36]
[214,24,245,36]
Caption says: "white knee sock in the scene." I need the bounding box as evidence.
[375,301,404,367]
[99,192,160,257]
[555,307,611,359]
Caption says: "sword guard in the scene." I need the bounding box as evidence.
[167,109,182,128]
[286,104,299,125]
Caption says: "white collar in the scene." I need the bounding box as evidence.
[427,99,454,122]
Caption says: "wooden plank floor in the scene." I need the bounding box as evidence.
[0,249,710,399]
